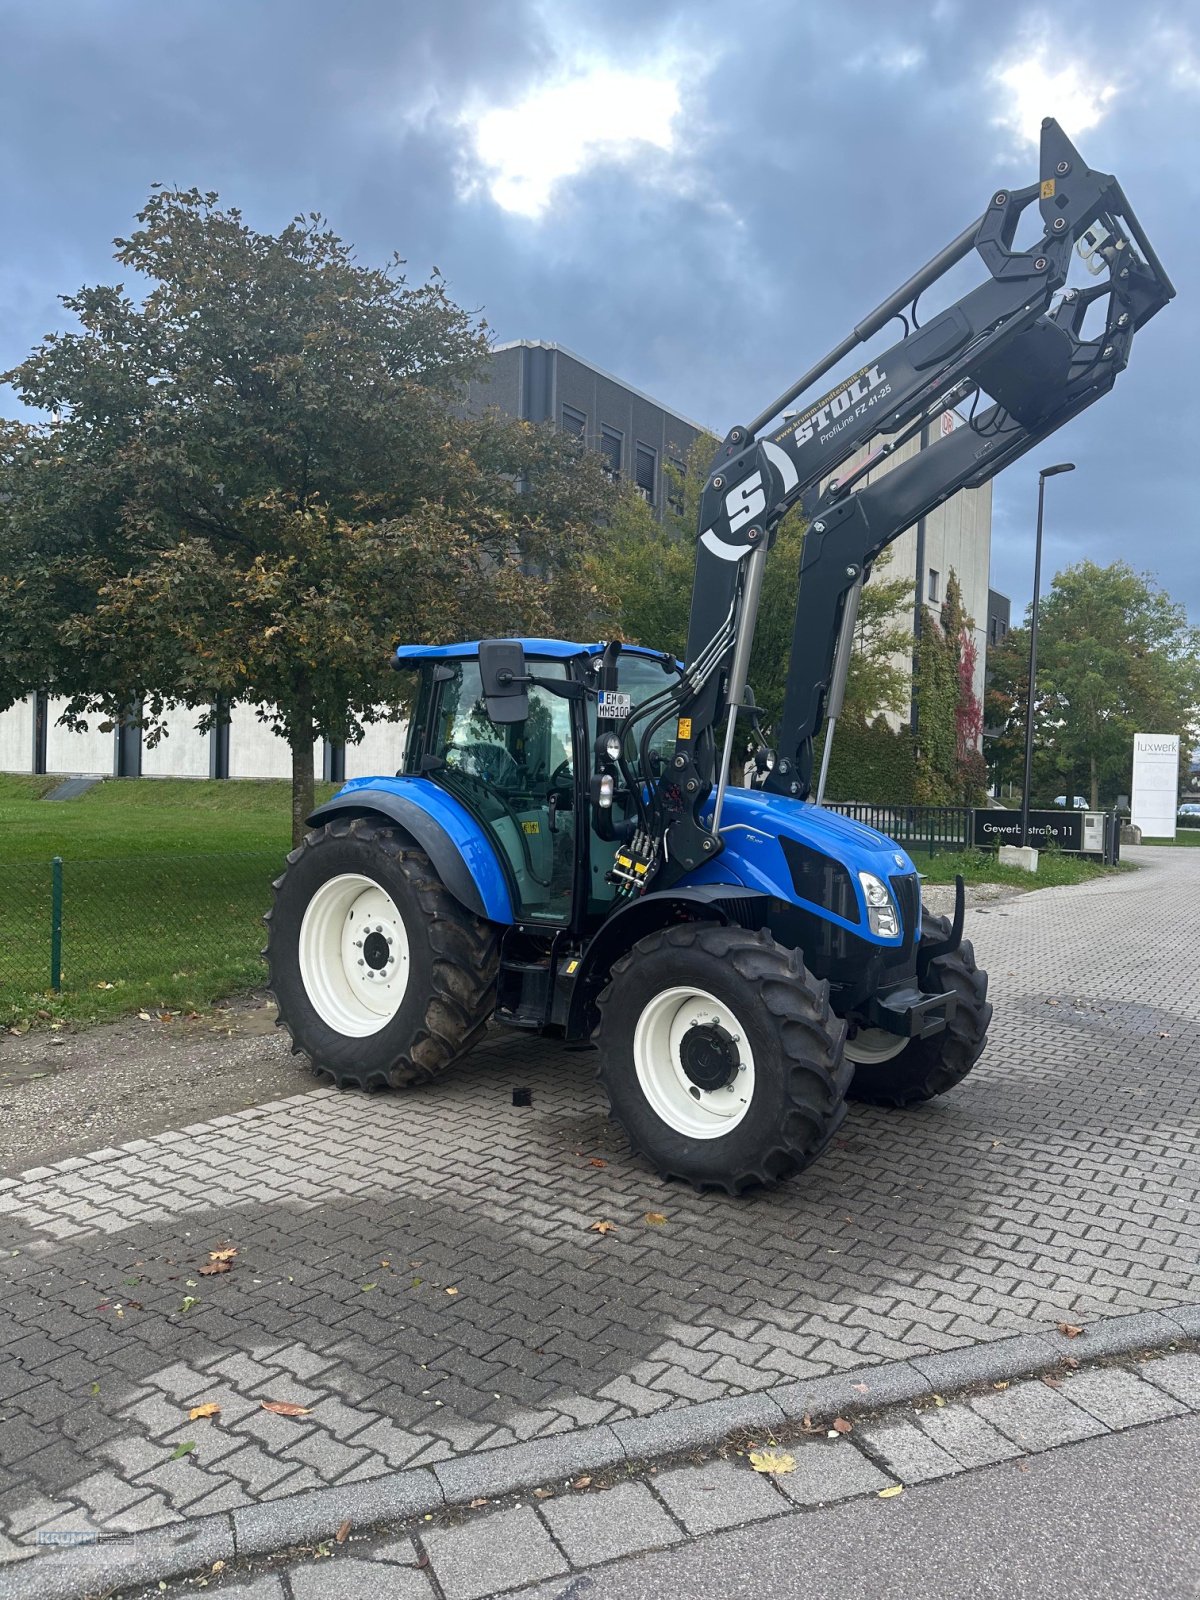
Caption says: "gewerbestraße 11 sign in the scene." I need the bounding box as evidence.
[972,809,1084,850]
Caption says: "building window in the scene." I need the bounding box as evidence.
[600,425,622,480]
[561,404,586,440]
[928,568,940,603]
[666,455,685,516]
[635,443,657,505]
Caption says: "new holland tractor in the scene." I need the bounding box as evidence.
[266,122,1172,1192]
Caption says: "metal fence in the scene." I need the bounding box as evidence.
[822,802,972,856]
[0,851,283,1010]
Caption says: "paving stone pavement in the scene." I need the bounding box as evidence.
[1,846,1199,1572]
[34,1348,1200,1600]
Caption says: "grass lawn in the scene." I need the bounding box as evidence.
[1141,831,1200,846]
[905,846,1129,890]
[0,776,333,1028]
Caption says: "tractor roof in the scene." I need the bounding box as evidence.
[393,639,678,666]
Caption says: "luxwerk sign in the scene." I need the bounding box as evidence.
[1131,733,1180,840]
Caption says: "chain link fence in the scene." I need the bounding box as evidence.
[0,851,284,1015]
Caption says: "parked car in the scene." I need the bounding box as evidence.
[1054,795,1089,809]
[1179,803,1200,818]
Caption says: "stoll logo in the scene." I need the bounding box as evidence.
[791,364,888,446]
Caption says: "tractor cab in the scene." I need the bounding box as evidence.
[392,640,681,930]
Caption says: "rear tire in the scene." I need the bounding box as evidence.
[264,816,499,1089]
[845,911,992,1107]
[596,924,850,1193]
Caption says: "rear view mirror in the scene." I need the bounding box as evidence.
[478,639,529,725]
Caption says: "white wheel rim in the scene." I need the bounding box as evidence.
[632,986,756,1140]
[844,1027,908,1065]
[298,873,411,1037]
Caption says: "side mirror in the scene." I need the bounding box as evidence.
[478,639,529,725]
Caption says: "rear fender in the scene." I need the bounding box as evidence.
[307,778,514,924]
[569,885,767,1039]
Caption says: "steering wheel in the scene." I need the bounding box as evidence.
[445,742,524,790]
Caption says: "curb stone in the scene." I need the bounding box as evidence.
[5,1302,1197,1600]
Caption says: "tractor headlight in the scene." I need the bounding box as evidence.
[858,871,899,938]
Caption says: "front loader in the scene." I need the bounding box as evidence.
[265,122,1173,1192]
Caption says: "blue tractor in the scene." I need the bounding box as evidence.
[266,124,1172,1191]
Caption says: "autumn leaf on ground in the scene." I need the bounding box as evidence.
[933,1395,946,1408]
[643,1213,667,1226]
[992,1381,1009,1390]
[1042,1375,1062,1389]
[877,1485,904,1499]
[361,1283,377,1293]
[170,1441,196,1460]
[208,1248,238,1263]
[199,1261,230,1276]
[571,1477,592,1490]
[469,1497,489,1508]
[533,1487,554,1500]
[445,1287,459,1296]
[749,1450,795,1476]
[800,1413,822,1434]
[852,1382,870,1395]
[179,1296,199,1314]
[188,1403,221,1421]
[588,1220,617,1235]
[588,1158,607,1168]
[335,1520,350,1545]
[260,1400,312,1417]
[1057,1322,1084,1338]
[831,1417,853,1434]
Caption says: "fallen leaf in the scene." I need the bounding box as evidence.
[933,1395,946,1408]
[588,1158,607,1168]
[1042,1376,1062,1389]
[260,1400,312,1417]
[445,1287,459,1296]
[469,1497,489,1508]
[992,1381,1009,1390]
[831,1417,853,1434]
[533,1487,554,1500]
[179,1296,199,1314]
[571,1476,592,1490]
[852,1382,870,1395]
[1057,1322,1084,1339]
[199,1261,230,1276]
[877,1485,904,1499]
[800,1412,822,1434]
[748,1449,795,1475]
[170,1441,196,1460]
[208,1248,238,1263]
[188,1403,221,1421]
[138,1012,152,1021]
[643,1212,667,1226]
[1064,1356,1080,1370]
[588,1221,617,1235]
[335,1520,350,1545]
[211,1562,225,1574]
[361,1283,377,1293]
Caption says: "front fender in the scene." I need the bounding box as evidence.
[308,777,514,924]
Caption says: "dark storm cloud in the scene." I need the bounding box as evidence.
[1,0,1195,617]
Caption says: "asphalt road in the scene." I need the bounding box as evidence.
[535,1414,1200,1600]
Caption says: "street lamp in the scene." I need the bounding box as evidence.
[1020,462,1075,849]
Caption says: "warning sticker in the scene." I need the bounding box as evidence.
[1041,178,1056,199]
[598,691,632,718]
[677,717,693,740]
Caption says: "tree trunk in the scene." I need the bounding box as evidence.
[1090,754,1099,812]
[291,732,315,849]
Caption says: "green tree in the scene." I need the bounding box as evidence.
[0,188,616,840]
[997,561,1200,808]
[912,570,986,804]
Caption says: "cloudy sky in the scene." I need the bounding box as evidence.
[2,0,1195,620]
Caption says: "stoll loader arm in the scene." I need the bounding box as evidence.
[616,119,1173,894]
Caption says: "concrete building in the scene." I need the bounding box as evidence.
[468,340,708,517]
[0,349,999,779]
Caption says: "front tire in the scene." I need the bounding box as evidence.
[845,912,992,1106]
[264,816,499,1089]
[596,924,851,1193]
